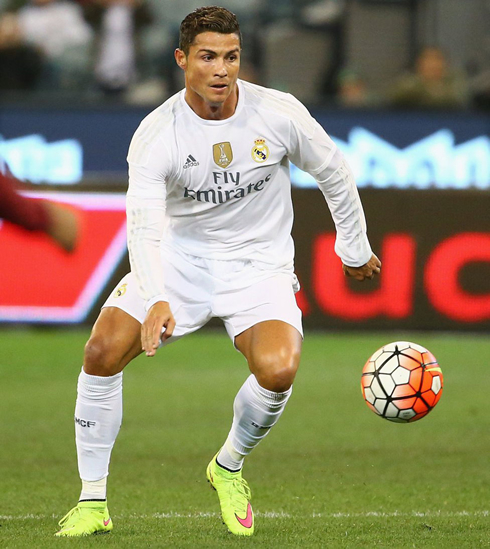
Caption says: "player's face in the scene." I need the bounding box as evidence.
[175,32,241,119]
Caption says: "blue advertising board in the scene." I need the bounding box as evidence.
[1,106,489,189]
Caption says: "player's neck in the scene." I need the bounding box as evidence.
[184,85,239,121]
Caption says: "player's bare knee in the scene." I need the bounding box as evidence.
[268,369,296,392]
[83,336,122,377]
[252,348,299,392]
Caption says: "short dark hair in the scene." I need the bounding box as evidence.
[179,6,242,55]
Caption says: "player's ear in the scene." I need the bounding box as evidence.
[175,49,187,70]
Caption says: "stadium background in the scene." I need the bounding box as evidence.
[1,0,489,332]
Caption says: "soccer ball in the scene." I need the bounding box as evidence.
[361,341,443,423]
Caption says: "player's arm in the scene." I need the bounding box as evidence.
[0,172,79,251]
[287,103,380,276]
[126,129,175,355]
[0,172,48,228]
[313,150,380,277]
[127,183,175,356]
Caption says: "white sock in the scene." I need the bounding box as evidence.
[217,374,292,471]
[75,368,123,499]
[80,478,107,501]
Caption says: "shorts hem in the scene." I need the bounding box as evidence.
[101,302,144,325]
[229,316,304,349]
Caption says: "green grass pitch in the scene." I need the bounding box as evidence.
[1,327,489,548]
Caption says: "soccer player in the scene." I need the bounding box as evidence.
[55,5,381,537]
[0,171,78,252]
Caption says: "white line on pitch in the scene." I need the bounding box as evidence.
[1,510,489,521]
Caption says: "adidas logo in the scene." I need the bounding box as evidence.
[183,154,199,169]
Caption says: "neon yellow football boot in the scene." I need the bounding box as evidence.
[206,453,254,536]
[55,500,113,537]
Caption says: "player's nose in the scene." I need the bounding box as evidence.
[215,59,227,77]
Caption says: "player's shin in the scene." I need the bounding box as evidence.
[75,369,123,500]
[217,374,292,471]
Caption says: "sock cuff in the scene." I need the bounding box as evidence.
[248,374,292,407]
[78,368,123,396]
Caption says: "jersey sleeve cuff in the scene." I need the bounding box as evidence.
[145,294,169,312]
[340,248,373,268]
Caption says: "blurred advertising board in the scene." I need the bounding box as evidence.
[0,189,488,331]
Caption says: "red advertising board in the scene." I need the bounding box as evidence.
[292,189,490,331]
[0,193,126,322]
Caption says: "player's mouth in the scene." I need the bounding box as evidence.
[210,83,228,91]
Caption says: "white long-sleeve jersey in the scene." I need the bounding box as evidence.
[127,79,372,309]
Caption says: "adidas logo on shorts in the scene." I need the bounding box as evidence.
[183,154,199,169]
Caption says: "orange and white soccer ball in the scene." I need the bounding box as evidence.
[361,341,443,423]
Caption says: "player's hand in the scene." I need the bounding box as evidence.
[44,201,79,252]
[141,301,175,357]
[342,253,381,281]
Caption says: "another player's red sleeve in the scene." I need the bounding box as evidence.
[0,172,50,231]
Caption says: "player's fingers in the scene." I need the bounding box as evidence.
[141,323,150,350]
[152,323,162,348]
[141,319,160,356]
[357,270,374,281]
[162,316,176,340]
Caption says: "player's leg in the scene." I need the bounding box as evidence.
[56,289,144,537]
[57,257,212,537]
[217,319,301,472]
[207,321,301,536]
[207,272,302,536]
[76,306,143,497]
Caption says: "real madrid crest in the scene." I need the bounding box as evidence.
[115,283,127,297]
[252,138,269,163]
[213,142,233,168]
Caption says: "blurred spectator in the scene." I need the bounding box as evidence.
[465,5,490,112]
[0,11,42,90]
[470,70,490,111]
[9,0,94,90]
[390,46,469,110]
[301,0,346,26]
[78,0,154,97]
[300,0,347,100]
[336,68,379,108]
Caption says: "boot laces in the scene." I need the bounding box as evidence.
[230,477,252,510]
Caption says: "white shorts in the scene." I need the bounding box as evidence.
[103,248,303,346]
